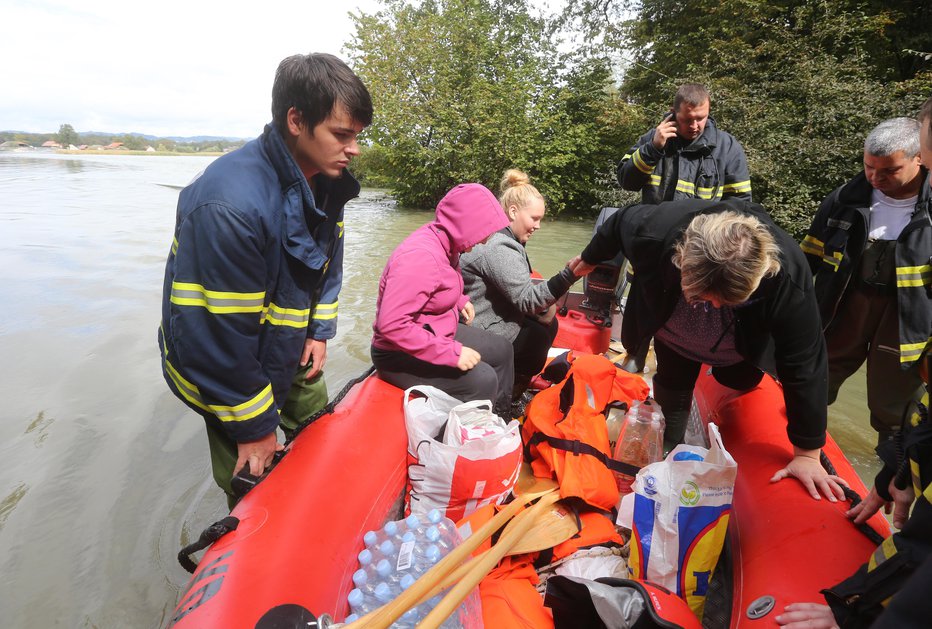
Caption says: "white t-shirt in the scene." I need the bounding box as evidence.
[869,189,916,240]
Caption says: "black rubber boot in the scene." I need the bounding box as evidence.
[652,380,694,453]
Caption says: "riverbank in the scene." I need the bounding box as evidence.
[56,149,226,157]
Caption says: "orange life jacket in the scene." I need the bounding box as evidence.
[522,353,650,511]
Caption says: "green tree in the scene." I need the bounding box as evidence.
[347,0,640,215]
[561,0,931,236]
[57,123,78,147]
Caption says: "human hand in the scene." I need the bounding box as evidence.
[460,301,475,325]
[234,431,284,477]
[457,346,481,371]
[301,338,327,379]
[775,602,839,628]
[846,486,888,524]
[769,448,848,501]
[651,112,678,150]
[890,482,916,529]
[568,256,595,277]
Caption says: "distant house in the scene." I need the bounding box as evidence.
[41,140,62,149]
[145,145,156,152]
[104,141,125,150]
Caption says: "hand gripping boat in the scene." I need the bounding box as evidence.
[167,301,889,628]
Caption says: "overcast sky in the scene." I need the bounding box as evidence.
[0,0,384,138]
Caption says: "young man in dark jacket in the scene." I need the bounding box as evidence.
[801,117,930,445]
[570,198,846,501]
[159,53,372,505]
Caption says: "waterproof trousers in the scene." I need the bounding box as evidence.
[204,359,328,508]
[824,284,923,443]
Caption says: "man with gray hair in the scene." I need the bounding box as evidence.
[802,117,930,444]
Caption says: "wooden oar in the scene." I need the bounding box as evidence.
[341,487,556,629]
[399,497,579,610]
[513,462,558,497]
[417,491,562,629]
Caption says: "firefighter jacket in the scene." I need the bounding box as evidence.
[617,117,752,204]
[580,198,829,451]
[823,391,932,627]
[158,123,359,442]
[801,171,932,368]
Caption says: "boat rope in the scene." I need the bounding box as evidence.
[284,365,375,446]
[176,366,376,573]
[177,516,239,573]
[819,451,886,546]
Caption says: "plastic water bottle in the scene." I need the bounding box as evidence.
[373,581,394,606]
[347,588,366,615]
[605,403,628,451]
[352,568,375,596]
[612,398,664,495]
[357,548,373,568]
[363,530,379,548]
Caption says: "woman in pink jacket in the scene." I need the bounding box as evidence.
[371,183,515,416]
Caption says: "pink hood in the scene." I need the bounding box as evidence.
[371,183,509,367]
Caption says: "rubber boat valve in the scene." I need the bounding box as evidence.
[746,595,776,619]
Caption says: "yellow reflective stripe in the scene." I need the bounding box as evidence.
[648,174,661,187]
[170,282,265,314]
[800,235,824,256]
[896,264,931,288]
[822,251,842,269]
[696,185,719,200]
[900,340,930,363]
[209,383,275,423]
[632,148,655,174]
[164,356,209,413]
[312,301,338,321]
[723,180,752,194]
[337,221,344,238]
[171,236,178,256]
[260,302,310,328]
[868,536,898,571]
[675,180,696,195]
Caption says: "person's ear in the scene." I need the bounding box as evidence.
[286,107,304,138]
[507,204,519,220]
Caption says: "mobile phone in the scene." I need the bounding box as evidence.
[664,110,676,123]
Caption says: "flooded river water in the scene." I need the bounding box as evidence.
[0,152,879,627]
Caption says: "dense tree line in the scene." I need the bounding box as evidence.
[348,0,930,235]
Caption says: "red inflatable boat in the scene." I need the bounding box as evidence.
[167,307,889,628]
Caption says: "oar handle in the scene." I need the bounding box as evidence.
[416,491,561,629]
[341,487,555,629]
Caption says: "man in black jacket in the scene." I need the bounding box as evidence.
[570,198,846,501]
[801,117,930,445]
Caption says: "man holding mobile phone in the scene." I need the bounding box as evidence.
[618,83,752,204]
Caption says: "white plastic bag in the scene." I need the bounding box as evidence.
[404,386,522,521]
[627,423,736,618]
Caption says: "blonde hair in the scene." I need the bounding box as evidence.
[672,211,782,305]
[499,169,544,212]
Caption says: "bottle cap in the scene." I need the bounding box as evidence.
[427,509,443,524]
[384,521,399,536]
[363,530,378,547]
[347,588,364,608]
[400,574,416,590]
[405,514,421,529]
[379,540,395,557]
[425,544,441,563]
[352,568,368,587]
[376,558,392,578]
[402,531,416,543]
[345,614,359,623]
[425,526,440,543]
[374,581,393,603]
[357,549,373,565]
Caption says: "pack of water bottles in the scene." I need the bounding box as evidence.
[345,509,482,627]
